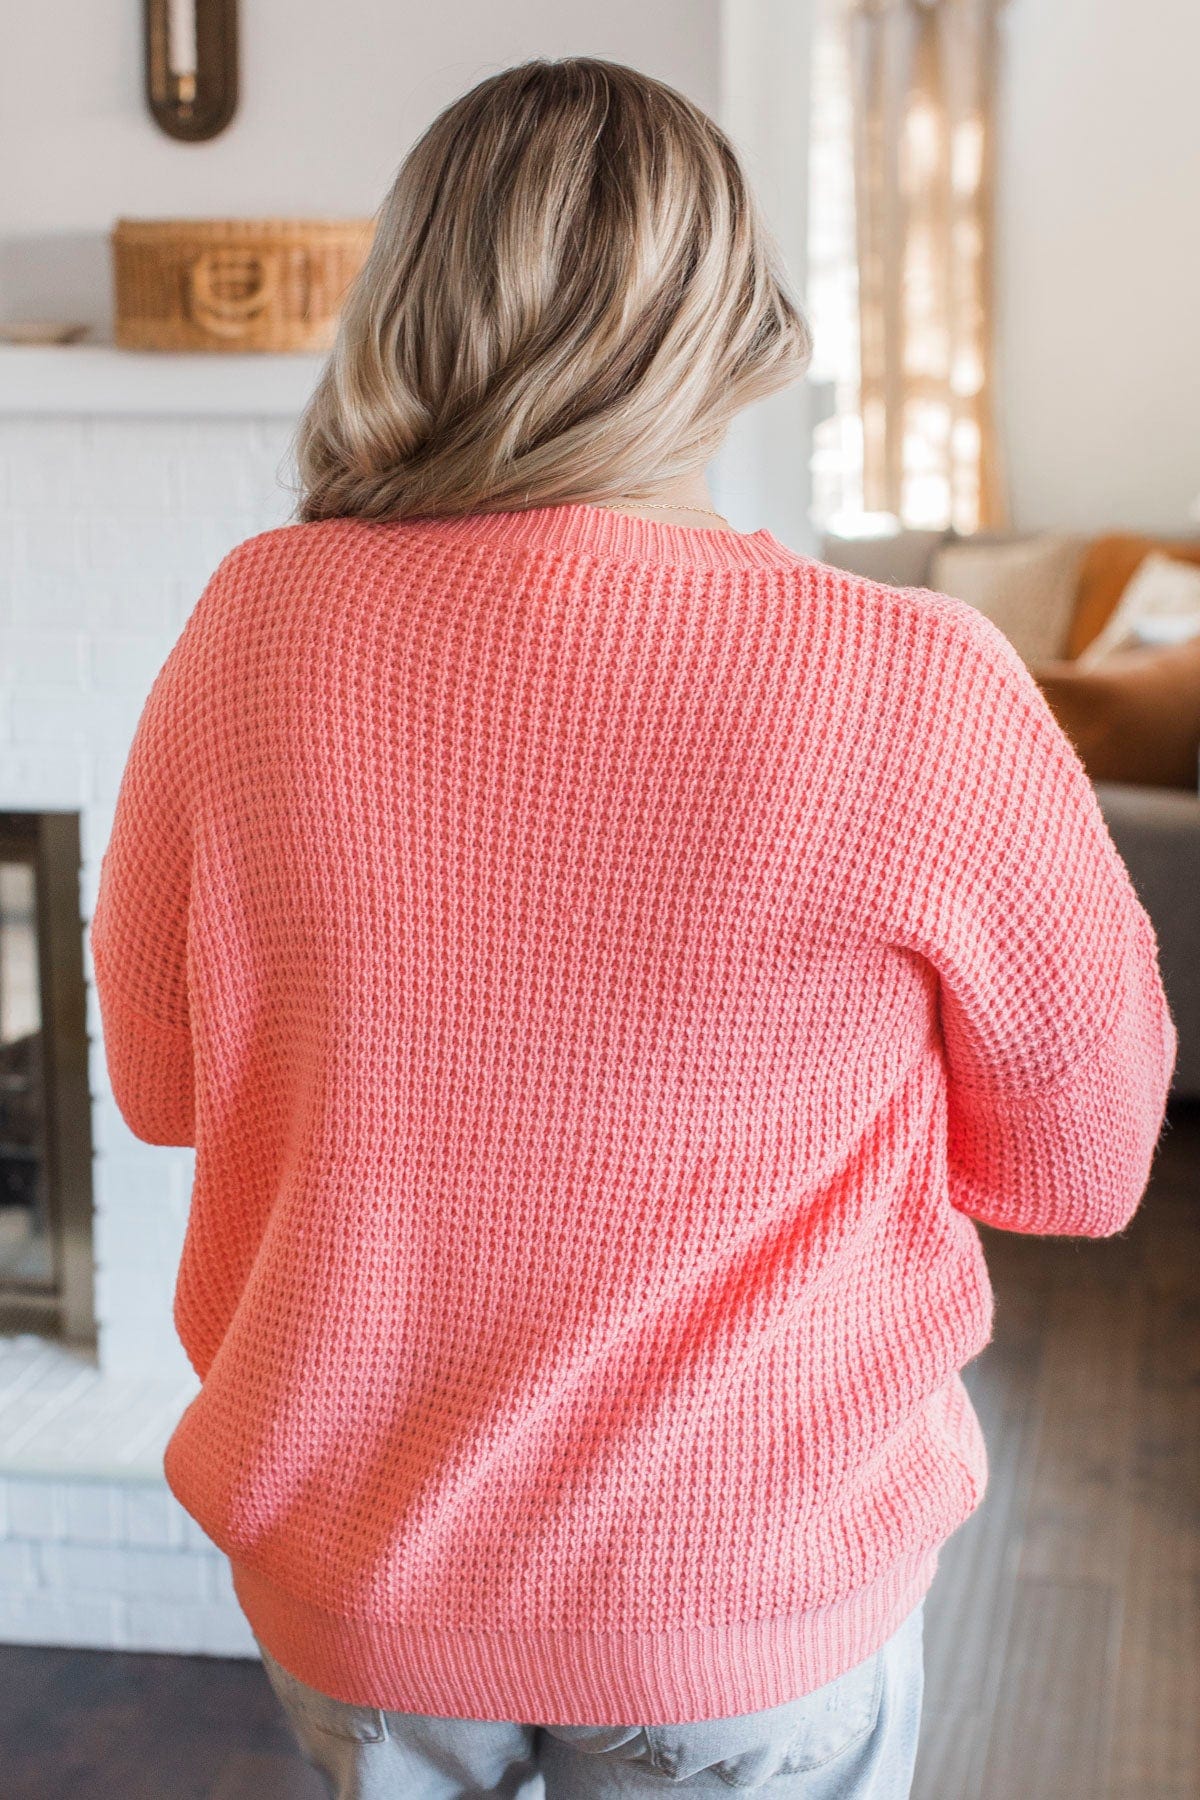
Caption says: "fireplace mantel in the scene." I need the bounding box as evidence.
[0,343,327,417]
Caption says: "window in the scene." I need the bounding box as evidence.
[806,0,1007,538]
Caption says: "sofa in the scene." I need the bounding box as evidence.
[819,527,1200,1101]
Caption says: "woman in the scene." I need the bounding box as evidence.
[90,55,1176,1800]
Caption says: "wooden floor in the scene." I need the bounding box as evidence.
[914,1097,1200,1800]
[2,1101,1197,1799]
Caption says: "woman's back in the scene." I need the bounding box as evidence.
[90,498,1175,1726]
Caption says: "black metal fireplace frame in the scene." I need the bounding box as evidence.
[0,811,96,1347]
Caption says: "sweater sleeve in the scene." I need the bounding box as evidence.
[894,597,1178,1239]
[89,621,199,1149]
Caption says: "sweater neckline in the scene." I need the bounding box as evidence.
[411,501,805,573]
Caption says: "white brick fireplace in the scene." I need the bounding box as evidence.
[0,344,322,1656]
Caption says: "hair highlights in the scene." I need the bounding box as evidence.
[292,56,812,522]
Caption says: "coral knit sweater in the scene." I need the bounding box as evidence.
[89,503,1177,1727]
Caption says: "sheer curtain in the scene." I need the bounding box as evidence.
[810,0,1009,534]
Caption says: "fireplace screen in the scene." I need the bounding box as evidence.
[0,813,95,1344]
[0,853,49,1282]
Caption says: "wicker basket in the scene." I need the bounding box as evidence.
[111,217,375,352]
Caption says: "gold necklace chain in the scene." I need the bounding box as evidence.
[592,498,731,524]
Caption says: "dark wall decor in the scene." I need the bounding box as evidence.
[144,0,238,141]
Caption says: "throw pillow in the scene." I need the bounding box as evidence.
[1067,532,1200,658]
[929,533,1087,667]
[1074,551,1200,669]
[1032,635,1200,790]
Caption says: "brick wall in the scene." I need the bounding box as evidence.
[0,409,298,1654]
[2,412,296,1378]
[0,1473,256,1654]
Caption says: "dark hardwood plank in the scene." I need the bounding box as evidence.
[1015,1279,1142,1584]
[1107,1374,1200,1799]
[209,1750,328,1800]
[921,1277,1047,1716]
[1108,1569,1200,1800]
[0,1643,303,1800]
[910,1702,986,1800]
[975,1577,1121,1800]
[914,1100,1200,1799]
[910,1280,1048,1799]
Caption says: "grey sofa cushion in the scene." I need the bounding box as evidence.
[1094,782,1200,1099]
[819,529,947,590]
[821,527,1049,593]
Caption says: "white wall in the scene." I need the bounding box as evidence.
[995,0,1200,535]
[717,0,817,555]
[1,0,818,544]
[1,2,721,331]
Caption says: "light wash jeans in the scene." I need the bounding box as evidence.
[252,1597,925,1798]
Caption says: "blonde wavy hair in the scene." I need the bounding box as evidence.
[292,56,812,523]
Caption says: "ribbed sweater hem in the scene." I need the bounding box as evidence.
[230,1544,940,1728]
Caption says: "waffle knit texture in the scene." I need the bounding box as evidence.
[90,503,1178,1727]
